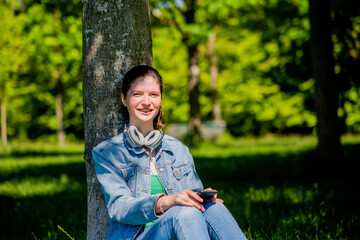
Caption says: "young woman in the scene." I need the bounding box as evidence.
[92,65,247,240]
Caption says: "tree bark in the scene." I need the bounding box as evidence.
[309,0,342,165]
[82,1,152,239]
[207,33,222,121]
[1,102,7,145]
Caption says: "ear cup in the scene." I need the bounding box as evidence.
[127,126,163,149]
[144,130,163,149]
[127,126,145,147]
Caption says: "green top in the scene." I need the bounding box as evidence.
[145,175,166,228]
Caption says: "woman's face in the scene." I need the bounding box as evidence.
[121,76,162,129]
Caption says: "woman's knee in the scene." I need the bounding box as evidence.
[167,205,204,223]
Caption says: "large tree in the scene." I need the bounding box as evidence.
[82,0,152,239]
[309,0,342,164]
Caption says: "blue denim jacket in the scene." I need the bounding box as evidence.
[92,131,204,240]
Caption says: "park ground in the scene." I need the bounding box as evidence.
[0,134,359,239]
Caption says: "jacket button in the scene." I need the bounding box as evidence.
[168,185,172,190]
[159,168,164,172]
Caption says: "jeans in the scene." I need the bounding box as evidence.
[136,200,247,240]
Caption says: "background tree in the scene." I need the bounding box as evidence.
[309,0,342,164]
[24,2,82,144]
[82,0,152,238]
[207,32,222,121]
[152,0,206,138]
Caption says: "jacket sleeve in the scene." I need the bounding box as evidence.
[92,147,162,226]
[182,144,204,192]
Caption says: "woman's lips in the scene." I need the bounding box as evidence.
[138,109,152,114]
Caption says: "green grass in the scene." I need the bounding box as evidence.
[0,142,86,240]
[0,135,359,239]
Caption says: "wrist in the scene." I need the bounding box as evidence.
[156,194,167,215]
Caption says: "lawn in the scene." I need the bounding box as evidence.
[0,135,359,239]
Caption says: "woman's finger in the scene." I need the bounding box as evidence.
[176,190,205,212]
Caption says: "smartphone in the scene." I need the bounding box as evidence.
[197,190,218,203]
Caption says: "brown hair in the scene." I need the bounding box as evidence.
[121,65,166,130]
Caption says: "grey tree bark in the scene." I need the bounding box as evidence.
[309,0,342,165]
[82,1,152,239]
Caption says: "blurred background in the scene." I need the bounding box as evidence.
[0,0,360,239]
[0,0,359,143]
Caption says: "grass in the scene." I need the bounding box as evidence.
[0,142,86,240]
[0,135,359,239]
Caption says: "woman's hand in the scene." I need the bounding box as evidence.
[155,189,205,214]
[203,187,224,203]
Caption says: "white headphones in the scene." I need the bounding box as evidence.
[126,125,163,150]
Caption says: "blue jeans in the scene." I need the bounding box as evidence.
[136,200,247,240]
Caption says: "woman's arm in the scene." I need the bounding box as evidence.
[92,148,161,225]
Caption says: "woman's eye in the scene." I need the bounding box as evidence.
[133,93,141,96]
[151,93,160,97]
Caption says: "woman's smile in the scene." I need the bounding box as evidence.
[138,108,153,114]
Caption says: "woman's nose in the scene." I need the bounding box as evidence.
[142,95,150,105]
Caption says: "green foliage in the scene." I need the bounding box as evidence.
[23,3,83,139]
[0,0,360,141]
[0,1,82,141]
[0,3,30,136]
[1,136,359,239]
[153,26,189,123]
[151,0,360,136]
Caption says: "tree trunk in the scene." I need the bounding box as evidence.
[82,1,152,239]
[184,0,201,138]
[187,44,201,137]
[56,80,65,145]
[207,33,222,121]
[309,0,342,165]
[1,101,7,145]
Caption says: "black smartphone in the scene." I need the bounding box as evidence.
[197,190,218,203]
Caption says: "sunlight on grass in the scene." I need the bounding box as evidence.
[245,183,317,204]
[0,141,84,155]
[191,134,318,157]
[0,173,81,197]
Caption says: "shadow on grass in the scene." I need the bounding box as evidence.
[0,161,86,182]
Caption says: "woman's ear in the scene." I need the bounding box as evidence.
[121,93,127,107]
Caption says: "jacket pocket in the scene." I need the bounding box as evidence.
[118,165,136,181]
[172,164,189,180]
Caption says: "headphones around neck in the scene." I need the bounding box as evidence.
[127,125,163,150]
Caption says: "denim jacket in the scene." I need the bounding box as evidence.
[92,131,204,240]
